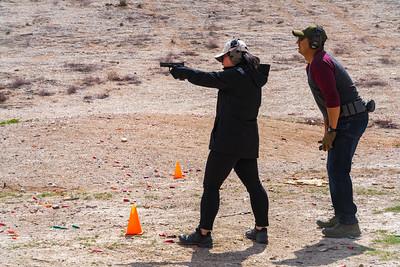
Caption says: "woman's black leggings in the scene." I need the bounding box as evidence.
[199,150,269,230]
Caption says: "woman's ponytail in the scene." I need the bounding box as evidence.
[242,52,260,70]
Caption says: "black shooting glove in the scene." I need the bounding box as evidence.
[318,130,337,151]
[170,66,190,80]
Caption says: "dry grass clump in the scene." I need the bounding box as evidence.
[379,56,396,65]
[205,39,219,49]
[0,92,8,102]
[373,119,399,129]
[122,74,141,85]
[38,89,53,96]
[107,71,122,81]
[107,71,141,85]
[65,63,100,73]
[96,93,109,99]
[81,76,103,86]
[83,93,109,102]
[8,77,31,89]
[356,79,388,88]
[66,85,82,95]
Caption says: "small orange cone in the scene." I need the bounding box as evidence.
[125,205,143,236]
[173,161,184,179]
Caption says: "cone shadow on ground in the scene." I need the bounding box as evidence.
[128,242,266,266]
[274,238,374,266]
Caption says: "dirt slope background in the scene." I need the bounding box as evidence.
[0,1,399,266]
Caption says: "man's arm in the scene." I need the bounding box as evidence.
[326,106,340,130]
[312,56,341,126]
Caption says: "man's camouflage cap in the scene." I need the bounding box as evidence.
[292,25,328,42]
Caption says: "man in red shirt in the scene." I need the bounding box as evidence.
[293,25,373,238]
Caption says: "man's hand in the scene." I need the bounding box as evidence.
[170,66,190,80]
[318,131,337,151]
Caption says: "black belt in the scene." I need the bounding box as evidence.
[340,100,367,118]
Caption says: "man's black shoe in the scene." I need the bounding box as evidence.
[178,228,213,248]
[316,216,338,228]
[245,227,268,244]
[322,223,361,238]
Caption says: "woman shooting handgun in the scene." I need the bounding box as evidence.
[168,39,271,247]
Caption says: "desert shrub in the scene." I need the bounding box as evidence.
[0,92,7,102]
[67,85,80,95]
[9,78,31,89]
[65,63,100,73]
[96,93,109,99]
[379,56,396,65]
[205,39,219,49]
[122,74,141,85]
[107,71,122,81]
[83,93,109,102]
[107,71,141,85]
[373,119,399,129]
[38,89,53,96]
[356,79,388,88]
[81,76,103,86]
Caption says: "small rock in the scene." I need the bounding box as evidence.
[121,137,128,142]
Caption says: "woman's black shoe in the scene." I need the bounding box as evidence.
[178,228,213,248]
[245,227,268,244]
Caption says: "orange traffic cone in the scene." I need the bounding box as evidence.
[125,205,143,236]
[173,161,184,179]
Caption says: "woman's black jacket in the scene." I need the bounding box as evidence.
[173,63,270,158]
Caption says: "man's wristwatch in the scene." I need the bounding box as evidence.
[327,126,337,133]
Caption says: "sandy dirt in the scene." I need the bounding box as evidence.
[0,1,399,266]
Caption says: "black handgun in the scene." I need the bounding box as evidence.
[160,62,185,70]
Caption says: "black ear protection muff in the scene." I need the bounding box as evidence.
[310,26,323,49]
